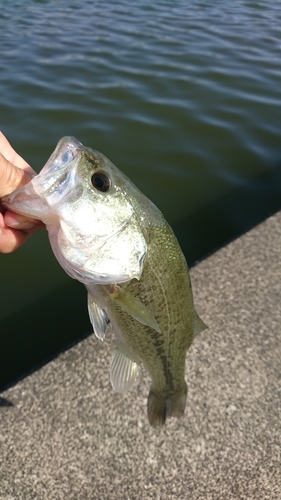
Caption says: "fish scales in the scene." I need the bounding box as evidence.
[1,136,206,426]
[87,221,196,425]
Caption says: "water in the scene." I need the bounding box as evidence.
[1,0,281,388]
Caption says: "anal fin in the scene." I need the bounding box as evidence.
[110,349,140,393]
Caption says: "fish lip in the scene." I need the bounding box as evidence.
[1,181,54,222]
[1,182,37,210]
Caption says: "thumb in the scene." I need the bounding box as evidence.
[0,153,33,199]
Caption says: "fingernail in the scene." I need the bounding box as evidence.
[6,220,35,230]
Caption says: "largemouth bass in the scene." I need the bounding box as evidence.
[2,137,206,426]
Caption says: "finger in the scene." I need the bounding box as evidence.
[0,229,31,253]
[0,215,31,253]
[0,153,34,198]
[4,211,44,231]
[0,131,34,172]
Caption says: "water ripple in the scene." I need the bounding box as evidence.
[0,0,280,225]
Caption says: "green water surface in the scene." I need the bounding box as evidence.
[1,0,281,388]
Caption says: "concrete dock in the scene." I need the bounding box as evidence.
[0,212,280,499]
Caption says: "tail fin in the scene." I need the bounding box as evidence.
[147,383,187,426]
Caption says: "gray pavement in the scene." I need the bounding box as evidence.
[1,212,281,499]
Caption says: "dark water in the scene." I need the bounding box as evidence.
[1,0,281,388]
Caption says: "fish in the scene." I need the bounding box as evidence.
[2,136,206,426]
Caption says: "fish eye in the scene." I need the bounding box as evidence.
[91,172,111,192]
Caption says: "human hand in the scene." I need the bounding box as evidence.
[0,132,43,253]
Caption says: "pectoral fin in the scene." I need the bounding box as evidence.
[106,285,161,333]
[110,349,140,393]
[87,293,109,341]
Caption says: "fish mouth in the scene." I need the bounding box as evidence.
[31,137,82,198]
[38,136,82,177]
[1,181,55,223]
[1,137,83,223]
